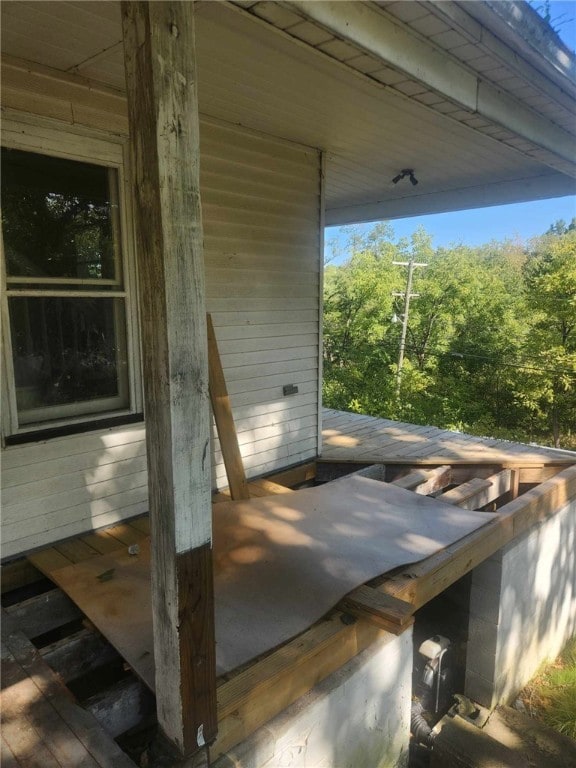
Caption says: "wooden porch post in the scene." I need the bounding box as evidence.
[121,1,216,757]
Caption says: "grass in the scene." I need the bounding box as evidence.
[519,636,576,740]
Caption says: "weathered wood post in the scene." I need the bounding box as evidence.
[121,1,217,758]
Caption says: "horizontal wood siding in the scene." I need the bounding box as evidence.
[203,119,321,488]
[1,425,149,558]
[1,80,321,558]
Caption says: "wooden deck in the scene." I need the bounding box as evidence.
[1,617,137,768]
[3,412,575,764]
[321,408,576,467]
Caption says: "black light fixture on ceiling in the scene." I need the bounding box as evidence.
[392,168,418,186]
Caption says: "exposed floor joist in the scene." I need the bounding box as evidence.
[9,454,569,760]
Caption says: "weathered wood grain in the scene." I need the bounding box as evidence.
[122,0,216,756]
[5,589,81,638]
[2,624,136,767]
[207,313,250,500]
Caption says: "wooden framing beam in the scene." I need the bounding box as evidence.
[437,470,512,511]
[212,613,391,759]
[339,585,414,635]
[318,458,568,485]
[213,464,576,757]
[0,559,42,594]
[266,461,317,488]
[4,589,81,638]
[40,628,120,683]
[380,465,576,609]
[317,456,575,467]
[121,1,216,757]
[207,314,250,500]
[391,465,452,494]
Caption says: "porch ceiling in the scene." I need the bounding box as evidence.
[2,0,574,224]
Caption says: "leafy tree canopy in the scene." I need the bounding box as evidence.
[323,223,576,448]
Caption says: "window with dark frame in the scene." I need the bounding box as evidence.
[2,147,132,430]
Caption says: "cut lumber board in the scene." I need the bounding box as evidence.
[379,464,576,608]
[54,538,101,564]
[26,525,143,582]
[128,516,151,535]
[213,480,291,502]
[28,547,72,574]
[391,465,451,494]
[249,478,294,495]
[266,461,316,487]
[103,523,148,548]
[437,469,512,510]
[5,589,81,638]
[339,585,414,634]
[1,622,137,767]
[208,313,250,500]
[79,532,123,556]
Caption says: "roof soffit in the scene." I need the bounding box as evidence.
[1,1,574,223]
[234,1,575,178]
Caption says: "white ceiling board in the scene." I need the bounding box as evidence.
[326,172,576,225]
[2,1,121,67]
[1,0,573,222]
[194,6,550,157]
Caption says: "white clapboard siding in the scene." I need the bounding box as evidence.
[5,503,150,560]
[2,454,148,507]
[1,95,321,558]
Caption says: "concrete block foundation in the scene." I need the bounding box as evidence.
[213,628,412,768]
[466,497,576,708]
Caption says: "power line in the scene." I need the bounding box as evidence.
[403,337,576,369]
[367,339,576,377]
[400,344,576,378]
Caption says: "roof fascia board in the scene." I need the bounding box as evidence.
[429,1,576,108]
[477,81,574,170]
[286,1,576,169]
[288,0,477,110]
[326,172,576,226]
[464,0,576,86]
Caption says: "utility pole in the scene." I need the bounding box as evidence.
[393,258,427,399]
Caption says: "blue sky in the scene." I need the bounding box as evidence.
[326,3,576,262]
[325,196,576,260]
[542,0,576,50]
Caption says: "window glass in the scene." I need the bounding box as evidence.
[2,148,119,282]
[9,297,128,423]
[2,147,131,428]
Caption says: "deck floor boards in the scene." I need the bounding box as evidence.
[1,621,136,768]
[321,409,576,466]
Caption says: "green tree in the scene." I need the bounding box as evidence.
[322,221,576,448]
[522,230,576,446]
[323,225,402,415]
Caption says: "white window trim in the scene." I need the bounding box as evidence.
[1,115,142,439]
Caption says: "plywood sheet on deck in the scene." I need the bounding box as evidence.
[48,475,496,687]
